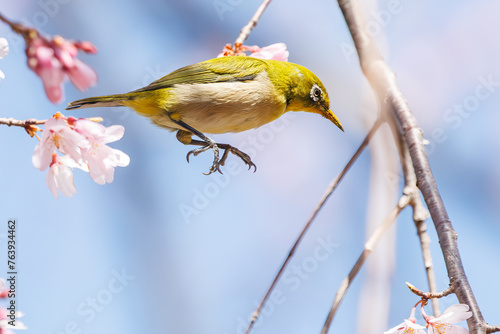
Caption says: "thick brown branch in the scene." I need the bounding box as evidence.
[337,0,485,332]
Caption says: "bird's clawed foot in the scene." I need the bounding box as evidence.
[186,140,221,175]
[186,141,257,175]
[217,143,257,173]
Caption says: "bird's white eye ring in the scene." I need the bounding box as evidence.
[310,84,322,102]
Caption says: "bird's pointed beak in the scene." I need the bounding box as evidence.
[325,109,344,132]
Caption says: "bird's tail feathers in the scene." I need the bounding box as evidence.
[66,94,132,110]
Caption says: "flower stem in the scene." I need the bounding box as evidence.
[0,12,38,43]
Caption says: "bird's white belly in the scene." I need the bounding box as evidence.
[150,72,287,134]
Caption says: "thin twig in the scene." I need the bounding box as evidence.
[245,117,383,334]
[406,282,453,300]
[0,117,46,127]
[411,193,440,314]
[234,0,272,46]
[337,0,485,332]
[0,12,37,42]
[355,122,398,334]
[398,135,440,315]
[0,117,46,138]
[321,195,410,334]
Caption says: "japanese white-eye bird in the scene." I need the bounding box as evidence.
[66,56,343,174]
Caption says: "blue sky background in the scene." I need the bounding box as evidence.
[0,1,499,333]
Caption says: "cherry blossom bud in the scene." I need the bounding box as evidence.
[25,34,98,103]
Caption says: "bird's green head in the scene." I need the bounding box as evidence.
[284,63,343,132]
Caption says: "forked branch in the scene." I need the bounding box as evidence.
[337,0,485,332]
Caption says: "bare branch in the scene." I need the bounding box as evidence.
[0,117,46,137]
[321,195,409,334]
[336,0,485,332]
[485,326,500,334]
[0,117,46,127]
[398,136,440,316]
[406,282,453,300]
[0,12,37,43]
[245,118,383,334]
[234,0,272,46]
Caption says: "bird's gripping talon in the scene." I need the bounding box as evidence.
[186,142,222,175]
[218,144,257,172]
[185,141,256,175]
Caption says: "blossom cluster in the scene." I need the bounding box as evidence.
[25,33,97,103]
[385,303,472,334]
[0,279,26,333]
[32,113,130,198]
[218,42,289,62]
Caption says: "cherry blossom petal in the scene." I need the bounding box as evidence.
[107,147,130,167]
[46,156,78,198]
[0,278,7,299]
[424,304,472,334]
[82,144,129,185]
[62,156,89,172]
[55,47,75,68]
[0,308,27,330]
[35,45,55,66]
[384,319,426,334]
[0,38,8,58]
[75,119,124,144]
[46,117,89,160]
[56,128,89,161]
[66,58,97,91]
[33,117,89,170]
[431,304,472,324]
[0,38,8,81]
[103,125,125,143]
[250,43,289,61]
[33,116,73,169]
[427,322,468,334]
[35,58,66,104]
[74,118,105,141]
[74,40,97,54]
[33,137,57,171]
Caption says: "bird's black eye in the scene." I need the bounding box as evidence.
[310,84,322,102]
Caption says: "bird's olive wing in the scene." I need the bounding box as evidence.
[131,57,267,93]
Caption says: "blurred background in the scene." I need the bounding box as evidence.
[0,0,499,333]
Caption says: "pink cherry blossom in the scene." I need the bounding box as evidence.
[32,113,129,197]
[0,308,27,333]
[0,279,7,299]
[218,43,289,61]
[32,114,89,170]
[385,305,426,334]
[26,34,97,103]
[74,119,130,185]
[422,304,472,334]
[46,153,88,198]
[249,43,289,61]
